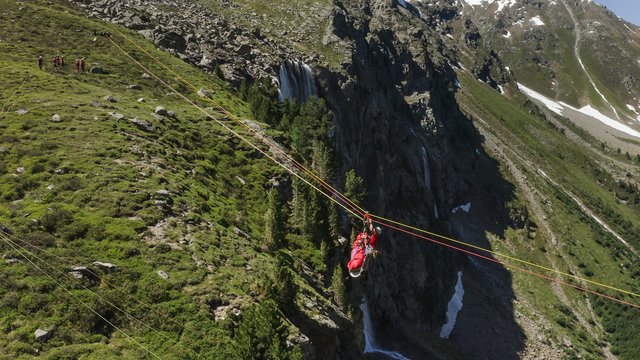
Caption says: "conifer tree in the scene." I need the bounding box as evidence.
[265,188,288,251]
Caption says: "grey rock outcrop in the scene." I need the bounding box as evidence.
[108,112,125,120]
[34,329,52,342]
[93,261,117,270]
[154,106,168,116]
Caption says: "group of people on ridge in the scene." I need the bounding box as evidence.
[36,55,85,73]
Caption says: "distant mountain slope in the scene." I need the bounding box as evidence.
[455,0,640,154]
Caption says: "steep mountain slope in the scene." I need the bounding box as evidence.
[458,0,640,154]
[2,0,640,359]
[0,1,354,358]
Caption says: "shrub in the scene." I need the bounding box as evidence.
[233,300,301,360]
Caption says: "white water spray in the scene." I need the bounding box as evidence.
[278,60,317,102]
[361,298,411,359]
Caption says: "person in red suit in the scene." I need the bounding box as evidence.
[348,213,381,277]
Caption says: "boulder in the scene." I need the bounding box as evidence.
[156,31,187,53]
[157,270,169,279]
[108,112,125,120]
[50,114,61,122]
[128,84,142,90]
[141,72,152,79]
[235,43,251,56]
[34,329,51,342]
[103,96,118,103]
[129,117,155,132]
[137,98,145,103]
[89,100,102,107]
[93,261,117,270]
[197,88,213,98]
[15,108,28,115]
[16,167,25,174]
[154,106,168,116]
[89,66,106,74]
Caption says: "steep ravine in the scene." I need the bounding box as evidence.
[319,1,525,358]
[73,0,530,357]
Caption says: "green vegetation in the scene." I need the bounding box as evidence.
[0,0,344,358]
[457,70,640,358]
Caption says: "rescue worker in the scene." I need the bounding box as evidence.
[37,55,44,70]
[347,213,381,276]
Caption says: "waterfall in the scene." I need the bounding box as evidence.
[439,271,465,339]
[420,146,431,191]
[361,298,411,360]
[277,60,317,102]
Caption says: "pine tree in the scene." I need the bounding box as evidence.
[265,188,288,251]
[344,169,366,227]
[233,300,301,359]
[331,266,347,310]
[344,169,366,207]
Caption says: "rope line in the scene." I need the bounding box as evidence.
[103,29,640,308]
[0,76,28,119]
[106,35,361,221]
[106,23,367,218]
[373,219,640,309]
[369,213,640,298]
[0,230,181,348]
[0,234,162,359]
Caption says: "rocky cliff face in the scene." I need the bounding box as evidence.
[73,0,528,357]
[320,1,524,357]
[458,0,640,115]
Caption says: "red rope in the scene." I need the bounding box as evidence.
[373,219,640,309]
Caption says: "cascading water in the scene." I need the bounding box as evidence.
[439,271,465,339]
[361,297,411,360]
[420,146,431,191]
[277,60,317,102]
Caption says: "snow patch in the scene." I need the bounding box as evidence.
[498,85,505,94]
[361,298,410,360]
[530,16,545,26]
[452,202,471,214]
[461,0,516,12]
[439,271,465,339]
[518,83,640,138]
[502,30,511,39]
[517,83,564,115]
[578,105,640,138]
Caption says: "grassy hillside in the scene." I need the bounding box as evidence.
[0,1,334,358]
[456,70,640,358]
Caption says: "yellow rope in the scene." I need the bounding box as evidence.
[104,27,640,300]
